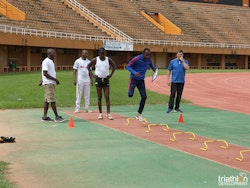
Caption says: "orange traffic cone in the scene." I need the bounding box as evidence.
[178,113,184,123]
[68,117,75,128]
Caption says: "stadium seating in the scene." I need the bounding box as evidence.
[1,0,250,72]
[1,0,250,44]
[4,0,108,36]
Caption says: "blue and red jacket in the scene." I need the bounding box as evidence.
[126,54,156,80]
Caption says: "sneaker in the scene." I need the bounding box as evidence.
[84,109,93,113]
[55,116,65,123]
[175,109,183,113]
[107,114,113,120]
[166,108,173,113]
[75,109,80,113]
[41,116,54,122]
[135,114,143,122]
[98,113,103,120]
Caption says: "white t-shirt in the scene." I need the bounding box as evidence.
[42,57,56,85]
[95,56,110,78]
[73,57,91,82]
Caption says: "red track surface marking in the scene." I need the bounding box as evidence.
[145,72,250,115]
[64,111,250,172]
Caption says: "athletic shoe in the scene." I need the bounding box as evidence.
[41,116,54,122]
[166,108,173,113]
[84,109,93,113]
[98,113,103,120]
[136,114,143,122]
[75,109,80,113]
[107,114,113,120]
[175,109,183,113]
[55,116,65,123]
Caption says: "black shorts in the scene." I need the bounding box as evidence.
[95,77,109,88]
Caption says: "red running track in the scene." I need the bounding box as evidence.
[145,72,250,115]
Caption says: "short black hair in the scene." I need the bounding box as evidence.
[177,49,183,53]
[143,48,150,53]
[99,47,106,53]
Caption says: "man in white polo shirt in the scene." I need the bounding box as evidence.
[73,50,92,113]
[41,48,65,123]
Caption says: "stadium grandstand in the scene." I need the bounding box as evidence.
[0,0,250,72]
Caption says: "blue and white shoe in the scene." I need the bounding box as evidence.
[175,109,183,113]
[166,108,173,113]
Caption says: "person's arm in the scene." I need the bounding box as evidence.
[107,58,116,78]
[43,70,59,85]
[126,57,140,77]
[149,60,156,72]
[87,58,97,79]
[180,56,189,70]
[167,70,171,86]
[167,60,172,86]
[73,70,77,85]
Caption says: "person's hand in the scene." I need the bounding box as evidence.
[107,75,111,79]
[38,80,43,86]
[180,56,184,62]
[73,80,77,86]
[135,72,140,77]
[167,81,171,87]
[55,79,60,85]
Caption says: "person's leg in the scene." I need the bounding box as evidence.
[43,102,49,118]
[168,83,177,110]
[47,84,59,118]
[137,80,147,114]
[51,101,65,122]
[96,86,102,113]
[42,85,53,121]
[48,84,64,122]
[103,86,110,114]
[75,82,83,112]
[95,78,104,119]
[51,102,59,117]
[83,82,91,111]
[128,78,136,98]
[175,83,184,110]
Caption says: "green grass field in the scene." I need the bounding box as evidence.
[1,69,247,109]
[0,69,170,109]
[0,161,16,188]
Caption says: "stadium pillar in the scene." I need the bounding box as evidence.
[242,0,249,7]
[0,45,8,73]
[0,45,2,73]
[244,55,248,69]
[221,55,225,69]
[26,46,31,71]
[197,54,202,69]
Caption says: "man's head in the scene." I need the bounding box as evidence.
[98,47,106,60]
[81,50,88,60]
[142,48,151,60]
[176,49,184,60]
[47,49,56,60]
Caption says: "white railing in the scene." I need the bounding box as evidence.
[65,0,133,42]
[0,24,116,41]
[1,24,250,49]
[133,39,250,49]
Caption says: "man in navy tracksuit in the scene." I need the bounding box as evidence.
[126,48,156,121]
